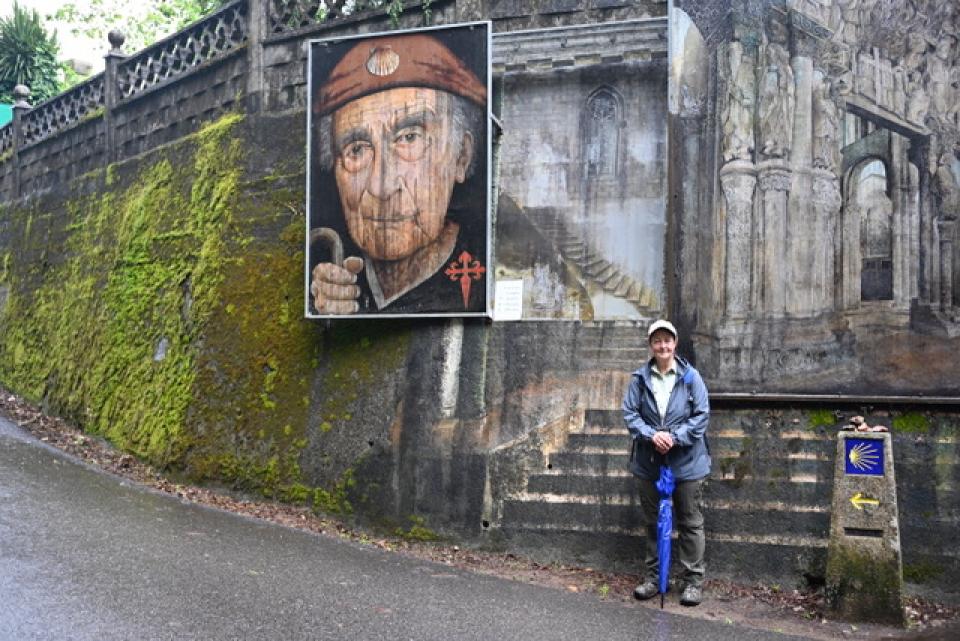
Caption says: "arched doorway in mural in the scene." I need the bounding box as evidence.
[851,158,894,301]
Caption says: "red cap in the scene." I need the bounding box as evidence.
[315,33,486,116]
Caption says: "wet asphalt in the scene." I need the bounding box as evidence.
[0,416,816,641]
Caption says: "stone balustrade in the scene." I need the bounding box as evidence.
[0,0,460,203]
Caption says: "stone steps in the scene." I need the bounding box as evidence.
[545,450,834,479]
[490,528,827,579]
[526,473,834,505]
[500,498,831,539]
[493,407,836,579]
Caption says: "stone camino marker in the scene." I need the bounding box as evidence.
[825,427,906,625]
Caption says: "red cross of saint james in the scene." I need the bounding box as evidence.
[445,251,486,309]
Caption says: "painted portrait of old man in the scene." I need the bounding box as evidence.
[306,23,491,318]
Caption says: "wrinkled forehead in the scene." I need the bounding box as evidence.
[331,87,450,132]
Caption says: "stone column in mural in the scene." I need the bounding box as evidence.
[786,24,820,316]
[754,14,794,317]
[758,162,791,315]
[719,37,758,320]
[721,161,757,318]
[811,169,842,308]
[939,219,956,311]
[906,161,921,303]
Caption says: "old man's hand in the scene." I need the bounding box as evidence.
[652,431,674,455]
[311,257,364,314]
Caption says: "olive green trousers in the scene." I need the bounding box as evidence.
[637,477,706,588]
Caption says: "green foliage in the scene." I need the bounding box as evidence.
[394,515,441,542]
[386,0,405,26]
[51,0,229,55]
[312,469,357,516]
[58,60,90,92]
[327,0,434,28]
[0,2,61,104]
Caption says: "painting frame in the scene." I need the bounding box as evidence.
[305,21,493,319]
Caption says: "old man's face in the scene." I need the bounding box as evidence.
[331,87,473,261]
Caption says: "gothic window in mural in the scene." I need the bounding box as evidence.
[583,87,622,177]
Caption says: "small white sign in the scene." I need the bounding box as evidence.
[494,280,524,321]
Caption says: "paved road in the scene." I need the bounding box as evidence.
[0,417,814,641]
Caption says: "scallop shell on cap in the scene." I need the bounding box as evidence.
[366,46,400,77]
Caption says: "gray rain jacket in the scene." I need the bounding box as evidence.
[622,356,711,481]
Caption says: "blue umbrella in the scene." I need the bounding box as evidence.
[655,464,675,609]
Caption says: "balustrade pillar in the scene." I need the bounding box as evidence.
[103,30,127,165]
[246,0,266,112]
[10,84,31,199]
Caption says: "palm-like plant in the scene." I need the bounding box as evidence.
[0,1,61,105]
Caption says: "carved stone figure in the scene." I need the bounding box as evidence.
[934,149,960,218]
[831,0,862,49]
[926,34,959,127]
[758,19,795,159]
[813,80,840,172]
[721,42,756,163]
[900,32,931,124]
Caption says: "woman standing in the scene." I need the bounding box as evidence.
[622,320,711,606]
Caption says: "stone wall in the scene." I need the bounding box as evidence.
[0,0,958,599]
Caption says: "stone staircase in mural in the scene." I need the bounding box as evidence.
[522,207,659,314]
[575,323,650,371]
[492,408,835,581]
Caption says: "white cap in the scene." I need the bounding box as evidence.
[647,319,678,340]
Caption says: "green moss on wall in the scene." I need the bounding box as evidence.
[892,412,929,434]
[394,515,441,542]
[0,113,321,497]
[807,409,836,429]
[312,467,357,515]
[826,543,905,625]
[903,560,944,584]
[316,320,410,429]
[0,115,244,465]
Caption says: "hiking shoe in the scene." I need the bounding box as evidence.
[633,581,658,600]
[680,584,702,606]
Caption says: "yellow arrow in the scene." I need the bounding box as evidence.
[850,492,880,510]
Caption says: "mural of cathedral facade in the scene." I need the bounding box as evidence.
[675,0,960,394]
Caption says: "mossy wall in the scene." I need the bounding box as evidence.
[0,110,420,511]
[0,115,250,465]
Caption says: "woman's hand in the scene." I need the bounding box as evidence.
[652,431,674,455]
